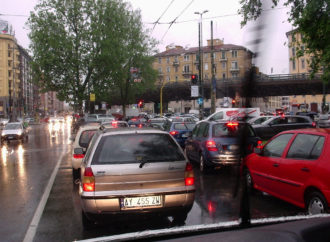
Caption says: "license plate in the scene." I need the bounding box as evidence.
[130,124,136,127]
[121,196,162,209]
[229,145,240,150]
[8,136,13,139]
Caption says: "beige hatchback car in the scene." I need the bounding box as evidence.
[71,123,100,180]
[78,128,195,229]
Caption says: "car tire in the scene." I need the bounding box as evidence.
[199,154,207,173]
[306,191,328,215]
[81,211,96,230]
[72,168,80,181]
[245,169,255,194]
[172,211,188,225]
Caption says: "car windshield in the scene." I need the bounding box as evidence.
[92,133,185,164]
[2,0,329,241]
[4,123,21,130]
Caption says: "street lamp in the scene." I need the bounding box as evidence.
[194,10,208,120]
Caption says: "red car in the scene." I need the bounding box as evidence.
[245,128,330,215]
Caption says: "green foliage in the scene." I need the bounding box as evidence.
[239,0,329,83]
[28,0,158,111]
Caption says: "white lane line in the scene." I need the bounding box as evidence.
[23,150,68,242]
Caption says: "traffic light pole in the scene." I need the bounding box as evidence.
[198,22,204,120]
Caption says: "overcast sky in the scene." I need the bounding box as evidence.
[1,0,294,74]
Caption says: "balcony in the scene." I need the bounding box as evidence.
[182,71,192,77]
[172,61,179,66]
[219,57,227,62]
[230,67,240,72]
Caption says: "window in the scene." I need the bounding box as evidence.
[221,51,226,59]
[263,133,293,157]
[222,73,226,79]
[79,130,98,148]
[192,124,199,138]
[166,57,170,64]
[213,64,217,73]
[8,51,11,57]
[292,47,296,57]
[301,59,305,69]
[232,73,238,78]
[197,122,208,138]
[158,67,162,73]
[204,53,208,60]
[231,61,238,69]
[175,76,178,82]
[205,63,208,70]
[232,50,237,58]
[210,111,223,121]
[158,57,162,64]
[184,55,190,61]
[270,117,288,125]
[166,76,170,81]
[166,66,170,73]
[287,134,324,160]
[222,62,226,68]
[175,66,178,72]
[211,53,216,60]
[292,59,296,70]
[174,56,178,62]
[8,70,12,77]
[183,65,190,73]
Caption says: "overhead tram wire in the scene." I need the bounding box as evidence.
[152,0,176,32]
[147,6,288,25]
[161,0,195,41]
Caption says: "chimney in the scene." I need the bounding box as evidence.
[207,38,223,46]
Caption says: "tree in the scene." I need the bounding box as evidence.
[28,0,157,113]
[239,0,329,83]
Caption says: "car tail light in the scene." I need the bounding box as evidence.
[170,130,179,136]
[184,163,194,186]
[312,121,316,127]
[206,140,218,151]
[256,140,264,149]
[138,124,143,128]
[226,122,239,127]
[82,167,95,192]
[73,153,85,159]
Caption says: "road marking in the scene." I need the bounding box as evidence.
[23,150,68,242]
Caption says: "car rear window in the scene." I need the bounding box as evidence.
[173,123,195,130]
[79,129,98,148]
[91,133,185,164]
[212,123,255,137]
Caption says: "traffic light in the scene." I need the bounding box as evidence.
[191,74,198,84]
[232,99,236,107]
[138,99,144,108]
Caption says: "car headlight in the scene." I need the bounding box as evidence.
[17,131,22,136]
[1,133,5,136]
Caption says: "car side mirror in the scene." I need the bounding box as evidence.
[74,147,85,155]
[254,147,262,154]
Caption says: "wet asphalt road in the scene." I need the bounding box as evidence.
[0,124,305,242]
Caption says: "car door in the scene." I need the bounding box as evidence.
[274,133,325,206]
[190,122,208,162]
[249,133,294,194]
[185,123,200,162]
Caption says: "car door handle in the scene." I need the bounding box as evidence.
[273,163,279,167]
[301,167,310,172]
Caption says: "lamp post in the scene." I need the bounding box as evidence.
[194,10,208,120]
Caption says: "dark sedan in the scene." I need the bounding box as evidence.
[252,115,316,140]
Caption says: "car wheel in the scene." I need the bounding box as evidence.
[199,154,207,173]
[306,191,328,215]
[172,211,188,225]
[245,169,255,194]
[72,168,80,181]
[81,211,96,230]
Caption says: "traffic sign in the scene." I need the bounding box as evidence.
[90,93,95,102]
[197,97,203,105]
[191,86,199,97]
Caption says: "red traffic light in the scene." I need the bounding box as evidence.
[138,100,144,108]
[191,74,198,84]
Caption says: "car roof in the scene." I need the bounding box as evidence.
[101,127,168,135]
[281,128,330,135]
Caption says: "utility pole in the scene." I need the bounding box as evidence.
[194,10,208,120]
[210,21,216,114]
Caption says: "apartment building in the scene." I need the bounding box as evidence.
[286,29,329,112]
[153,39,253,83]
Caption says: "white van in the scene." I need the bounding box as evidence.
[204,108,260,122]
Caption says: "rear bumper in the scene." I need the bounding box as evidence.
[80,189,195,215]
[1,134,23,141]
[208,154,241,166]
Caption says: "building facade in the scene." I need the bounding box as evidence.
[153,39,253,83]
[286,29,329,112]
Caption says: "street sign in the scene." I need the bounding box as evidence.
[191,85,199,97]
[197,97,203,105]
[90,93,95,102]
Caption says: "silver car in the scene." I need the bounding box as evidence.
[318,113,330,128]
[1,122,28,143]
[78,128,195,229]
